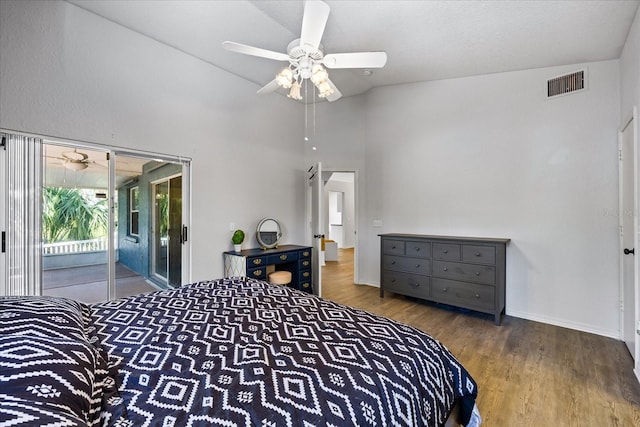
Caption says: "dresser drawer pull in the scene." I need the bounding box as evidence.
[392,245,396,249]
[443,249,448,254]
[475,294,480,298]
[280,255,288,261]
[252,259,262,265]
[410,282,420,288]
[391,261,396,265]
[253,269,262,276]
[415,247,420,252]
[302,260,309,266]
[303,271,310,277]
[475,252,481,256]
[475,272,480,276]
[303,251,310,257]
[415,264,420,268]
[391,279,396,283]
[443,267,448,271]
[442,287,448,292]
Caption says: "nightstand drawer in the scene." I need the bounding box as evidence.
[432,278,495,311]
[433,243,461,261]
[383,240,405,256]
[462,245,496,265]
[383,255,430,275]
[382,271,430,299]
[432,260,496,285]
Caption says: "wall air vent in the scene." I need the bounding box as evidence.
[547,70,586,98]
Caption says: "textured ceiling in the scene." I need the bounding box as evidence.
[68,0,639,101]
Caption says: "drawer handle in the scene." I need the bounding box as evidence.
[442,287,448,292]
[253,269,262,276]
[410,282,420,288]
[302,261,309,266]
[280,255,288,261]
[392,245,396,249]
[443,249,448,254]
[303,272,310,277]
[415,264,420,268]
[415,247,420,252]
[475,272,480,276]
[252,259,262,265]
[443,267,448,271]
[475,294,480,298]
[475,252,481,256]
[391,261,396,265]
[303,251,310,257]
[391,279,396,283]
[303,283,309,288]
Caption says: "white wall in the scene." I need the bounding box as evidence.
[0,0,307,281]
[621,5,640,120]
[359,61,621,338]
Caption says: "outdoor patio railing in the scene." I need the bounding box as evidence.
[43,238,108,255]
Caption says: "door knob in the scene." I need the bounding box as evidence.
[313,234,325,239]
[624,248,635,255]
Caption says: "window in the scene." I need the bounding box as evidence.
[130,187,139,236]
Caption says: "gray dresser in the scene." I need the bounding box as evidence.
[379,234,509,325]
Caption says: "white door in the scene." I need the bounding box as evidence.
[308,162,323,297]
[619,110,638,357]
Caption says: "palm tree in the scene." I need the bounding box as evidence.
[42,187,108,243]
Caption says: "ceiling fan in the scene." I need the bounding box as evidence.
[46,149,102,171]
[222,0,387,102]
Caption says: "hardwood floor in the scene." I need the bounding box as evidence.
[322,248,640,426]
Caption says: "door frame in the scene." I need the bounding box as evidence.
[322,168,359,285]
[618,106,639,382]
[150,173,183,287]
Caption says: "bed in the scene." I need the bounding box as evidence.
[0,277,481,426]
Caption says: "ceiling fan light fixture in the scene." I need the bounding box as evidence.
[276,67,294,88]
[310,64,328,85]
[64,161,89,171]
[316,80,334,98]
[287,81,303,100]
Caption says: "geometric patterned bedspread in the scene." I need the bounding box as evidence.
[90,277,478,427]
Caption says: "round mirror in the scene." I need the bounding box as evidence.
[256,218,282,249]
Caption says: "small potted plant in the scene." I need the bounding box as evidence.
[232,229,245,252]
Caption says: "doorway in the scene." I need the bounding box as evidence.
[323,171,357,286]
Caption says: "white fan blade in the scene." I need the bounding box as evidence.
[300,0,330,53]
[326,78,342,102]
[322,52,387,69]
[222,41,290,62]
[257,79,280,95]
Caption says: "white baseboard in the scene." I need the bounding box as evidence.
[352,282,621,340]
[506,309,620,340]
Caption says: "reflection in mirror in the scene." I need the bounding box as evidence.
[256,218,282,249]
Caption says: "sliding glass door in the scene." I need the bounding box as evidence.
[151,175,182,288]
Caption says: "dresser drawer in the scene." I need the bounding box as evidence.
[299,248,312,259]
[462,245,496,265]
[431,278,495,311]
[382,271,430,299]
[299,258,311,269]
[433,243,461,261]
[247,256,267,267]
[383,240,405,256]
[383,255,430,275]
[298,269,311,283]
[432,260,496,285]
[268,251,298,264]
[247,266,267,280]
[405,241,430,258]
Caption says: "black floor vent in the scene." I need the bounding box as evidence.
[547,70,585,98]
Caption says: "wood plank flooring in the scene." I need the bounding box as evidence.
[321,248,640,426]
